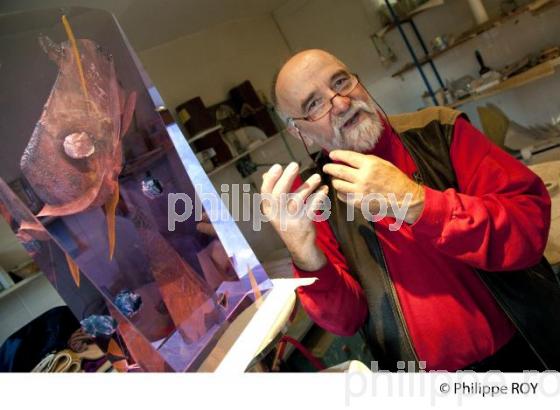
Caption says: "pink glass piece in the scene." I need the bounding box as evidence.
[20,36,135,218]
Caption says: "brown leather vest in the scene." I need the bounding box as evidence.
[304,107,560,371]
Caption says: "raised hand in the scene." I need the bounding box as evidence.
[323,150,425,225]
[260,162,329,271]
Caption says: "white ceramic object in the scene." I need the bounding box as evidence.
[468,0,489,25]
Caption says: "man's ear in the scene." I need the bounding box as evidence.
[287,124,313,147]
[286,118,304,139]
[286,122,300,138]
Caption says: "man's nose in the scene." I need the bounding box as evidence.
[330,94,352,116]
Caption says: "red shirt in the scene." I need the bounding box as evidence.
[293,116,551,370]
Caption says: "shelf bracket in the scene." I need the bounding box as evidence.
[384,0,439,105]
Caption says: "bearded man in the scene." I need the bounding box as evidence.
[260,49,559,371]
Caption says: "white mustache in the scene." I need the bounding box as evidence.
[329,98,383,153]
[331,100,376,129]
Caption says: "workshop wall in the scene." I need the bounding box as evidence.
[381,0,560,127]
[138,15,291,109]
[273,0,560,128]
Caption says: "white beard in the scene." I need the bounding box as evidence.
[306,99,384,153]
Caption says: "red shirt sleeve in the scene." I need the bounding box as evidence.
[410,116,551,271]
[291,176,368,336]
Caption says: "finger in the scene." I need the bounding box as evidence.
[331,178,355,194]
[323,163,358,182]
[272,162,300,196]
[260,163,282,194]
[306,185,329,213]
[293,173,322,203]
[329,150,368,168]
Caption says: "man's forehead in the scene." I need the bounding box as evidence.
[276,50,348,112]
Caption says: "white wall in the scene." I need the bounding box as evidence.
[139,15,292,109]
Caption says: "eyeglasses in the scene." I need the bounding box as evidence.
[288,73,360,123]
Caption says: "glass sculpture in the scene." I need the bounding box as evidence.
[0,7,271,371]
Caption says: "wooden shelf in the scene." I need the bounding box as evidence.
[446,56,560,108]
[208,133,281,177]
[188,124,223,144]
[0,273,42,300]
[390,0,559,78]
[375,0,444,38]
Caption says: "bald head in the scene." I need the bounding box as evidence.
[272,49,349,117]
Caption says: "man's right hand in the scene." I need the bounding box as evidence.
[260,162,329,272]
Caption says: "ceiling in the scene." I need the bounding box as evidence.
[0,0,291,51]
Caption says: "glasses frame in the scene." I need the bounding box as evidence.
[287,73,360,124]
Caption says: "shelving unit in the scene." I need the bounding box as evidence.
[207,133,281,177]
[390,0,560,78]
[379,0,447,104]
[447,56,560,108]
[0,272,42,300]
[188,124,223,144]
[375,0,444,38]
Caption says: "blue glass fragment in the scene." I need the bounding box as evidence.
[141,172,163,199]
[80,315,118,337]
[114,289,142,318]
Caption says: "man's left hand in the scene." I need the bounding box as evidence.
[323,150,425,224]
